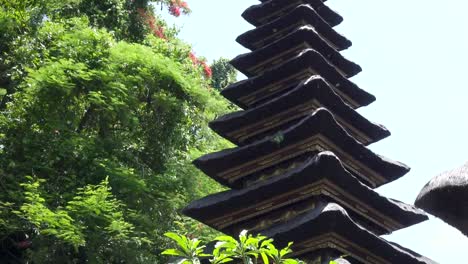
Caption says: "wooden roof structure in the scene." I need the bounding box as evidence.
[183,0,437,263]
[415,161,468,236]
[185,152,427,236]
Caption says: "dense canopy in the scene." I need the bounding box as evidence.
[0,0,230,262]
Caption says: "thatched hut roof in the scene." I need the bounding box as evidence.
[415,162,468,236]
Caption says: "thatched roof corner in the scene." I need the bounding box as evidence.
[415,162,468,236]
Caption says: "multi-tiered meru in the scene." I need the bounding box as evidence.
[183,1,436,263]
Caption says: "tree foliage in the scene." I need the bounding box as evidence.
[210,58,237,91]
[0,0,228,262]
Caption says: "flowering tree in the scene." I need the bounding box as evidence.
[0,0,226,262]
[137,0,213,78]
[166,0,191,17]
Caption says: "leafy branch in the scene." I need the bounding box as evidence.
[163,230,306,264]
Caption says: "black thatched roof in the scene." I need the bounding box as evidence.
[184,152,427,236]
[415,162,468,236]
[232,25,361,78]
[222,49,375,109]
[262,203,437,264]
[194,108,409,189]
[243,0,343,27]
[237,4,351,52]
[211,76,388,146]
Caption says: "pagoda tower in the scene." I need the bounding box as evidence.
[183,1,437,263]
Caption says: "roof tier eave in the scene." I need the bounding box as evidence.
[243,0,343,28]
[211,76,388,146]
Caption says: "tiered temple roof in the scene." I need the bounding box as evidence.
[238,6,350,52]
[184,152,426,236]
[196,109,408,189]
[211,77,388,146]
[222,49,374,109]
[183,1,436,263]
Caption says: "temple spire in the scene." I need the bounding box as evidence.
[184,1,437,263]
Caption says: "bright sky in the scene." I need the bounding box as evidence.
[163,1,468,263]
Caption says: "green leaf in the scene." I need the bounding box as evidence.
[260,252,269,264]
[214,235,237,245]
[192,238,202,248]
[162,249,186,257]
[165,232,187,247]
[283,260,301,264]
[245,236,258,246]
[280,242,293,257]
[214,241,237,250]
[215,257,234,264]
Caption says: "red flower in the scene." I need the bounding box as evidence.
[189,52,198,64]
[188,52,212,78]
[169,5,181,17]
[154,26,166,39]
[201,61,212,78]
[137,8,167,39]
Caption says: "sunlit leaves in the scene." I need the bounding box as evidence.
[14,176,144,249]
[0,1,229,263]
[162,232,209,264]
[15,176,86,247]
[164,230,309,264]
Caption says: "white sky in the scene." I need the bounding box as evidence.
[163,1,468,263]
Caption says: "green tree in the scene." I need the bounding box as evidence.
[210,58,237,90]
[0,0,228,262]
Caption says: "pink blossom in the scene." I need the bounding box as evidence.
[201,61,212,78]
[169,5,181,17]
